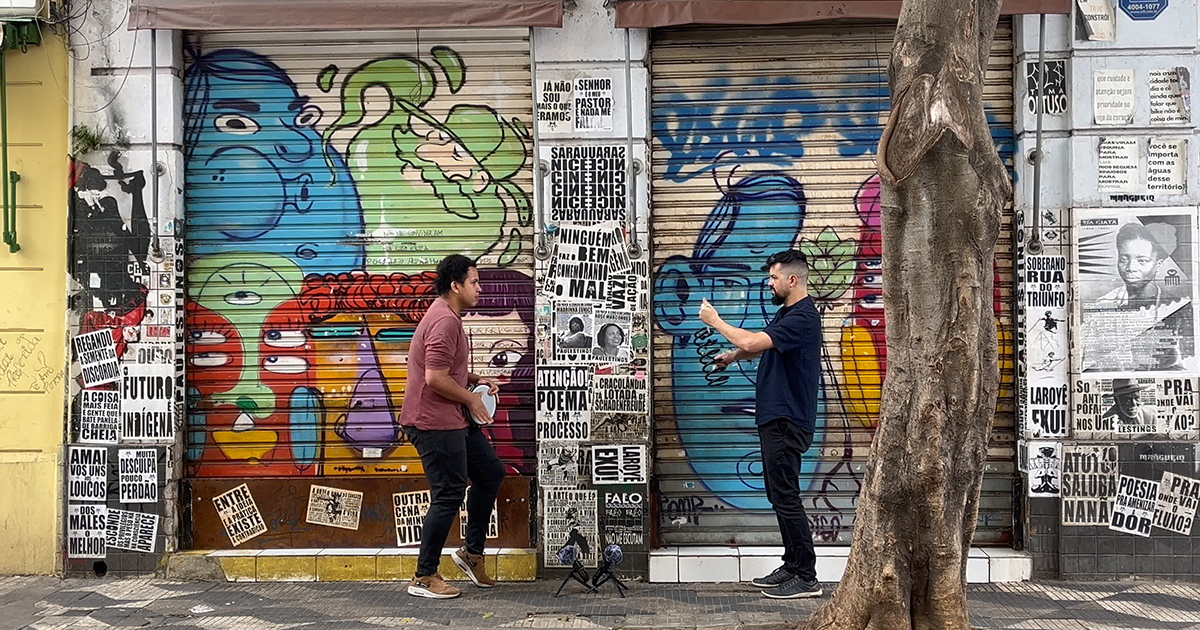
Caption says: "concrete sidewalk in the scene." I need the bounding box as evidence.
[3,575,1200,629]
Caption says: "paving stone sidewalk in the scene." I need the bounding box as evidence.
[3,576,1200,629]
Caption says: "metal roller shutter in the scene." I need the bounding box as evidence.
[650,20,1017,546]
[183,28,536,547]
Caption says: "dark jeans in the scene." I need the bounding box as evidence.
[758,417,817,582]
[403,423,507,577]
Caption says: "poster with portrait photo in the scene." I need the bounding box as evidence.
[553,301,594,364]
[592,309,632,363]
[1072,377,1161,439]
[1075,208,1198,376]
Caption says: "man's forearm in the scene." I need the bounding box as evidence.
[429,372,476,405]
[468,373,483,385]
[731,348,763,361]
[712,319,758,351]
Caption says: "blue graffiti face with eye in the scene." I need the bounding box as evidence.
[184,50,364,274]
[654,174,825,510]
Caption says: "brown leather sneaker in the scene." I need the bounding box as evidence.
[407,573,460,599]
[452,546,495,588]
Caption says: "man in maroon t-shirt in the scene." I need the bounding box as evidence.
[401,254,506,599]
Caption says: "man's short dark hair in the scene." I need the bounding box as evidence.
[435,254,476,295]
[764,250,809,278]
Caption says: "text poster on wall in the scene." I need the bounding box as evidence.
[553,302,595,364]
[549,147,626,226]
[1076,0,1116,40]
[542,488,598,568]
[105,509,158,553]
[121,361,175,443]
[79,390,121,445]
[1025,60,1068,116]
[459,487,500,540]
[592,310,633,363]
[1094,70,1135,125]
[574,78,614,132]
[117,448,157,504]
[1027,441,1063,497]
[1025,255,1070,439]
[539,441,580,487]
[1061,444,1119,526]
[306,485,363,530]
[1073,377,1160,438]
[601,486,645,547]
[1146,138,1187,194]
[67,445,108,502]
[67,504,108,559]
[1148,68,1191,126]
[1097,137,1139,193]
[73,328,120,388]
[593,374,648,415]
[591,444,647,485]
[1153,472,1198,535]
[536,366,592,442]
[392,490,431,546]
[536,79,573,133]
[1074,208,1198,375]
[1109,475,1159,537]
[213,483,267,547]
[547,226,617,301]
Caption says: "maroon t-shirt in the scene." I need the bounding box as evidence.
[400,297,470,431]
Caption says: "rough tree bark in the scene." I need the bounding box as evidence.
[800,0,1012,628]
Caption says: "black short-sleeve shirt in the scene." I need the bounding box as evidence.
[755,296,821,432]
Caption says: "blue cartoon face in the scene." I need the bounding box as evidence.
[653,174,825,510]
[184,50,364,275]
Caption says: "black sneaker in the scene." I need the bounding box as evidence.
[751,566,794,588]
[762,574,823,599]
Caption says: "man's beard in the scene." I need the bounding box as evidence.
[772,292,785,306]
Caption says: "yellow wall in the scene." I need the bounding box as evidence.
[0,28,70,575]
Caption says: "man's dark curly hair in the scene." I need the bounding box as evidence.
[435,254,477,295]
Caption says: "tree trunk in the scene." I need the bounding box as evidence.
[800,0,1011,628]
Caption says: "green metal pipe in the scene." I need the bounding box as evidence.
[1,48,9,251]
[8,171,18,253]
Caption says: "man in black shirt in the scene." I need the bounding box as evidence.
[699,249,822,599]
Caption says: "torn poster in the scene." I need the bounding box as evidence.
[1153,471,1198,535]
[1097,137,1139,193]
[574,77,614,132]
[1094,70,1134,125]
[306,485,363,530]
[1072,377,1160,439]
[1077,0,1116,41]
[539,441,581,487]
[1149,68,1191,125]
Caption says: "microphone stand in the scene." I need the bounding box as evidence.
[588,559,628,598]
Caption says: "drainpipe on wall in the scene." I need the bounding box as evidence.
[531,27,551,261]
[2,43,11,253]
[1027,14,1047,256]
[624,27,642,259]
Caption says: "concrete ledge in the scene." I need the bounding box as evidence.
[164,548,537,582]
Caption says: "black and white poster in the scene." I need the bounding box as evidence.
[67,503,108,559]
[542,488,598,568]
[553,301,595,364]
[121,362,175,442]
[1097,137,1139,192]
[1149,67,1191,126]
[392,490,430,547]
[1146,138,1187,194]
[548,146,626,225]
[536,365,591,442]
[67,445,107,502]
[593,374,648,414]
[601,486,645,547]
[592,412,650,443]
[1153,471,1198,535]
[607,226,632,275]
[79,390,121,445]
[1026,60,1068,116]
[1061,444,1119,526]
[459,487,499,540]
[73,328,120,388]
[1075,208,1197,375]
[547,225,616,300]
[536,79,573,133]
[105,508,158,553]
[1109,475,1159,537]
[1027,441,1063,497]
[539,441,580,487]
[117,448,157,504]
[574,77,613,132]
[591,444,647,485]
[213,483,267,547]
[1159,376,1199,439]
[306,485,363,530]
[1025,255,1070,439]
[592,309,633,362]
[1073,377,1160,439]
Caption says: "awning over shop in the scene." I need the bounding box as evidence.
[128,0,563,30]
[616,0,1069,28]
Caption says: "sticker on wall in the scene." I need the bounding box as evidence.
[1027,441,1063,497]
[546,225,616,300]
[548,146,626,225]
[105,508,158,553]
[1149,68,1191,125]
[392,490,431,546]
[67,445,108,502]
[1119,0,1169,21]
[306,485,364,530]
[1146,138,1187,194]
[1096,137,1139,192]
[1153,471,1197,535]
[553,301,595,364]
[1061,444,1119,526]
[73,329,121,387]
[1076,0,1116,40]
[1109,475,1159,537]
[79,390,121,445]
[574,77,614,132]
[1025,60,1068,116]
[536,366,592,442]
[117,448,157,504]
[601,486,645,547]
[593,374,648,415]
[67,504,108,559]
[592,309,633,363]
[458,487,499,540]
[213,483,268,547]
[539,441,580,487]
[1094,70,1134,125]
[591,444,647,485]
[536,79,573,133]
[542,488,598,568]
[120,362,175,443]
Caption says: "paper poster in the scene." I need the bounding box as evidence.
[592,412,650,443]
[67,504,108,559]
[392,490,431,547]
[1025,255,1070,439]
[592,309,633,362]
[1146,138,1186,194]
[536,365,592,442]
[1109,475,1159,537]
[306,485,363,530]
[553,301,595,364]
[593,374,648,415]
[1026,60,1068,116]
[1077,0,1116,40]
[539,441,580,487]
[105,508,158,553]
[79,390,121,445]
[591,444,647,485]
[1149,68,1191,125]
[1159,376,1199,438]
[1061,444,1119,526]
[1152,471,1198,535]
[574,77,614,132]
[213,483,267,546]
[458,487,500,540]
[1073,377,1160,439]
[1097,137,1139,192]
[117,448,157,504]
[1094,70,1135,125]
[542,488,598,568]
[546,225,617,301]
[120,362,175,442]
[1027,441,1063,497]
[67,445,108,502]
[548,146,626,225]
[601,487,645,547]
[73,329,121,387]
[607,227,632,274]
[536,79,573,133]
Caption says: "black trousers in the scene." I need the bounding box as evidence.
[758,417,818,582]
[403,424,507,577]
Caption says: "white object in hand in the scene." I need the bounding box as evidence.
[469,384,498,425]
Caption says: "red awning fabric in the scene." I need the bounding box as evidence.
[616,0,1068,28]
[128,0,564,30]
